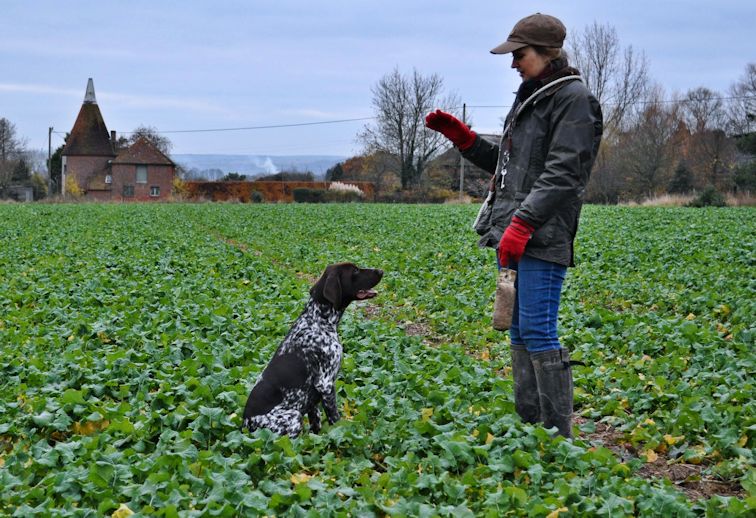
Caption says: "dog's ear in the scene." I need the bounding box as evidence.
[310,266,342,309]
[322,270,342,309]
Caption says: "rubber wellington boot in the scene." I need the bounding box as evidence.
[510,344,540,424]
[531,348,574,438]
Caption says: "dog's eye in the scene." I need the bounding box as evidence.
[352,268,359,277]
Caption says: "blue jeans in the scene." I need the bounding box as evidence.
[498,254,567,353]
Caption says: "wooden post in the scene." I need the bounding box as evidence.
[48,126,53,196]
[459,103,466,199]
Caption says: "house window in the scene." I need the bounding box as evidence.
[123,185,134,197]
[150,186,160,197]
[136,165,147,184]
[105,174,112,184]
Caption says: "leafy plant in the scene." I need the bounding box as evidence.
[0,203,753,515]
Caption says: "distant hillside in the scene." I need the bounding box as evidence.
[171,154,346,180]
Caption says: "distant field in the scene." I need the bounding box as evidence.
[0,203,753,516]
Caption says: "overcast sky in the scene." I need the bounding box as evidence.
[1,0,754,158]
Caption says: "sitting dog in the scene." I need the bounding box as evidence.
[243,262,383,437]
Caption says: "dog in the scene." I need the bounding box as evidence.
[243,262,383,437]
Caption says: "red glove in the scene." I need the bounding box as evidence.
[424,110,476,150]
[498,216,535,266]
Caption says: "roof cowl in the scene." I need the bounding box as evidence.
[83,78,97,104]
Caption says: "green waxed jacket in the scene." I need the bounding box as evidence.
[464,72,603,266]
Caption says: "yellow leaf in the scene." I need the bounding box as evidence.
[472,429,479,438]
[112,504,134,518]
[644,449,658,463]
[546,507,568,518]
[290,473,312,485]
[421,408,433,422]
[486,433,495,445]
[739,435,748,447]
[72,420,110,436]
[643,418,655,426]
[664,434,685,446]
[686,313,696,320]
[479,349,490,361]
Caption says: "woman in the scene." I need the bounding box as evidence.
[425,13,603,437]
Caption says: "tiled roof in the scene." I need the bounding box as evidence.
[112,137,174,165]
[63,103,114,156]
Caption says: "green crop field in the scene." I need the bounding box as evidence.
[0,203,754,517]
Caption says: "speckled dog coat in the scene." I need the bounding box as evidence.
[243,263,383,437]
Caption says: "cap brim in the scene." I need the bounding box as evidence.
[490,40,528,55]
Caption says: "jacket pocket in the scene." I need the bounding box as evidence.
[529,217,559,247]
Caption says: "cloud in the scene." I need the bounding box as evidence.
[281,108,346,119]
[0,39,138,60]
[0,82,230,115]
[0,83,81,97]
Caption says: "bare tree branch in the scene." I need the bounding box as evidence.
[359,67,459,189]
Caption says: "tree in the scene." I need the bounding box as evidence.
[46,133,71,196]
[127,125,172,155]
[568,22,649,135]
[668,162,694,194]
[726,63,756,135]
[222,172,247,181]
[0,118,27,193]
[360,152,401,196]
[680,87,736,189]
[359,67,459,189]
[30,173,48,200]
[615,87,683,198]
[11,158,30,182]
[0,118,26,164]
[325,162,344,181]
[683,87,726,133]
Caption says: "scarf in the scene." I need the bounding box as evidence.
[515,57,577,103]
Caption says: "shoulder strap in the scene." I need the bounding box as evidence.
[514,75,583,119]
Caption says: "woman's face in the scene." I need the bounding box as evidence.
[511,46,550,81]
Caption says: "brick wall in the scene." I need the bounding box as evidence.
[65,155,112,193]
[111,164,175,201]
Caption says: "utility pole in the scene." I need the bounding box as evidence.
[459,103,466,200]
[48,126,53,196]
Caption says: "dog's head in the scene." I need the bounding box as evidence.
[310,262,383,311]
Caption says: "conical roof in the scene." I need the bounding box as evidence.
[63,79,114,156]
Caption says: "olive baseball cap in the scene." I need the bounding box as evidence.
[490,13,566,54]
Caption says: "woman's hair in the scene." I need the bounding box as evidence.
[532,46,564,61]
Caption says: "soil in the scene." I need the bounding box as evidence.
[574,417,745,501]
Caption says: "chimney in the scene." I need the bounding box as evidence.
[111,130,116,142]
